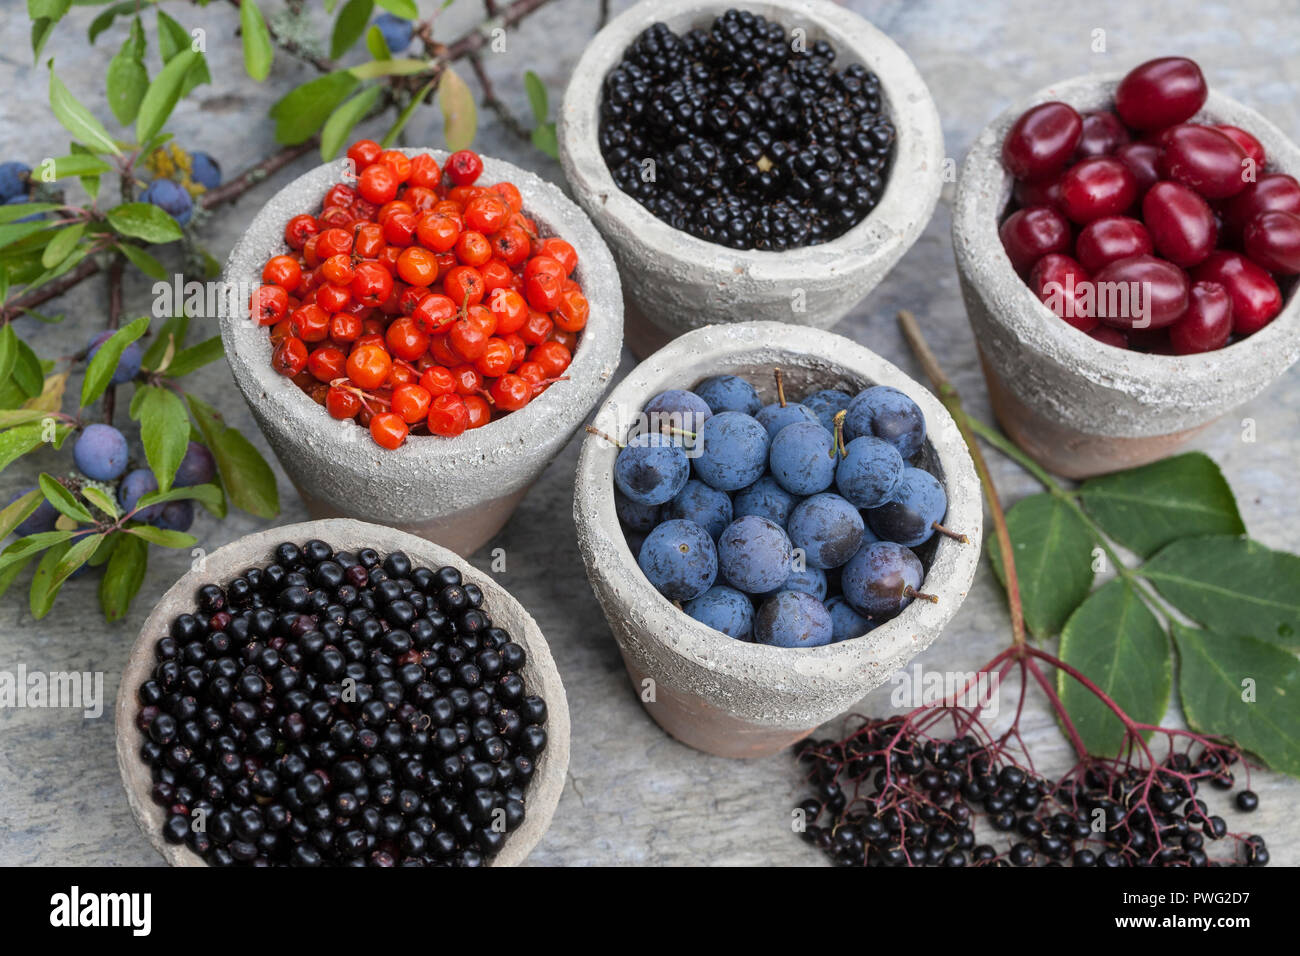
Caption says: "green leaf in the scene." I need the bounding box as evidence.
[0,423,48,474]
[40,222,85,270]
[380,76,436,147]
[135,49,201,144]
[365,24,391,61]
[0,203,62,225]
[524,70,548,124]
[438,65,476,152]
[137,481,226,519]
[1057,578,1171,757]
[270,72,360,145]
[1172,622,1300,777]
[0,324,16,387]
[164,335,224,378]
[88,2,140,45]
[0,409,48,429]
[1079,453,1245,558]
[349,58,432,81]
[156,9,189,62]
[531,122,558,160]
[374,0,417,17]
[49,531,103,590]
[28,0,72,20]
[988,493,1095,638]
[11,340,44,397]
[0,530,73,575]
[0,488,43,540]
[142,314,188,371]
[100,530,146,621]
[36,155,113,180]
[106,39,149,125]
[0,551,34,600]
[126,524,196,548]
[331,0,374,59]
[1141,535,1300,649]
[38,473,94,524]
[106,202,183,243]
[320,85,382,161]
[30,539,70,618]
[131,385,188,491]
[188,395,279,519]
[81,484,119,519]
[240,0,274,81]
[116,242,168,280]
[48,64,120,155]
[32,18,57,61]
[81,314,148,406]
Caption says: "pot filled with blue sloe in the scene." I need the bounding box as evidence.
[114,519,570,867]
[574,322,982,758]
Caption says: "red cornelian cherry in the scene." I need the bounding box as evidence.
[1115,57,1207,130]
[998,205,1071,273]
[1074,111,1130,160]
[1243,210,1300,274]
[1194,251,1283,335]
[1142,181,1218,267]
[1001,101,1082,181]
[1221,173,1300,239]
[1075,216,1153,273]
[1157,125,1249,199]
[1012,175,1062,210]
[1169,281,1233,354]
[1088,325,1129,349]
[1113,142,1162,197]
[1212,125,1265,168]
[1057,157,1138,223]
[1093,254,1189,330]
[1030,254,1095,332]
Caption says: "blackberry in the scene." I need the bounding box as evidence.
[136,541,547,867]
[599,10,894,250]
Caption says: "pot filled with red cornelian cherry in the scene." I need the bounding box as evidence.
[953,56,1300,478]
[220,141,623,554]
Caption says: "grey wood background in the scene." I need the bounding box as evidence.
[1,0,1295,865]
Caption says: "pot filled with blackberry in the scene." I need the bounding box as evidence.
[560,0,943,356]
[954,56,1300,478]
[575,323,981,759]
[223,142,622,555]
[116,520,570,866]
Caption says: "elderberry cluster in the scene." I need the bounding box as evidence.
[599,9,895,250]
[794,723,1268,867]
[136,541,548,867]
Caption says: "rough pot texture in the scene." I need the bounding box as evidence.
[558,0,944,356]
[221,150,623,555]
[115,518,571,867]
[954,74,1300,479]
[573,322,982,758]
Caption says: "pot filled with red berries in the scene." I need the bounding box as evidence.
[573,322,982,759]
[115,518,571,867]
[558,0,944,357]
[221,143,623,555]
[954,56,1300,478]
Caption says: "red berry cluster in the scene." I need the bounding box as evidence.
[999,56,1296,355]
[251,141,588,449]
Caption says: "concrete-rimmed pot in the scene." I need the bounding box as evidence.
[115,518,570,866]
[221,149,623,556]
[954,74,1300,479]
[558,0,944,358]
[573,322,982,759]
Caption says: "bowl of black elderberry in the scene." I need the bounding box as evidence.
[115,519,570,867]
[559,0,943,357]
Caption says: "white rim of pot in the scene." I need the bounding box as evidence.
[575,321,982,686]
[558,0,945,282]
[114,518,570,867]
[954,73,1300,407]
[220,148,623,494]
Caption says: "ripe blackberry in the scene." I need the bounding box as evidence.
[599,10,895,250]
[136,541,548,867]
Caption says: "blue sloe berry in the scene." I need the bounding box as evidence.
[755,400,818,438]
[841,541,923,618]
[614,431,690,506]
[754,591,833,648]
[867,466,947,547]
[375,12,414,51]
[174,441,217,488]
[732,475,799,528]
[844,385,926,459]
[665,479,733,540]
[86,331,143,386]
[140,179,193,226]
[643,389,712,435]
[768,420,835,495]
[764,565,827,602]
[717,514,793,594]
[73,424,129,481]
[119,468,164,523]
[826,595,876,643]
[694,374,761,415]
[0,161,30,201]
[615,487,660,532]
[155,499,195,533]
[786,493,865,569]
[637,519,717,601]
[802,389,853,432]
[7,488,58,536]
[693,411,769,491]
[189,151,221,190]
[684,585,755,641]
[835,435,903,509]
